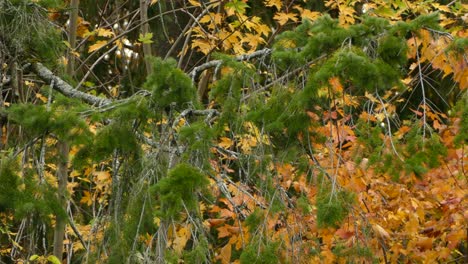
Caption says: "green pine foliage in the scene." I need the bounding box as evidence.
[182,238,210,264]
[144,57,198,112]
[247,85,309,138]
[239,242,279,264]
[153,163,209,220]
[403,127,447,178]
[0,0,64,65]
[316,181,355,228]
[0,156,21,213]
[0,156,65,219]
[92,123,140,161]
[7,104,53,137]
[7,103,91,143]
[332,242,374,262]
[179,121,215,156]
[244,209,264,231]
[296,195,312,214]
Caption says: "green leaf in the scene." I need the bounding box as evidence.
[29,255,40,261]
[47,255,61,264]
[138,33,154,44]
[225,0,249,14]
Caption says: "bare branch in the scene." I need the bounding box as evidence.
[188,48,272,82]
[30,63,112,107]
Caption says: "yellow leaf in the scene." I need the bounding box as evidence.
[199,14,212,24]
[264,0,281,10]
[191,39,215,55]
[188,0,200,7]
[36,93,48,103]
[273,12,298,26]
[88,40,108,53]
[254,23,271,37]
[404,214,419,235]
[372,224,390,239]
[173,226,191,254]
[94,171,111,182]
[218,137,233,149]
[80,191,93,206]
[96,28,114,38]
[150,0,158,5]
[302,10,321,22]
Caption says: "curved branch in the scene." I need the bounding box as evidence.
[30,63,112,106]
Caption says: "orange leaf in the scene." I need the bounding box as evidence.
[446,229,465,249]
[217,226,231,238]
[328,77,343,93]
[220,243,231,264]
[335,228,354,240]
[415,236,433,250]
[208,218,225,227]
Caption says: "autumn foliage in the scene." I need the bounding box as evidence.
[0,0,467,263]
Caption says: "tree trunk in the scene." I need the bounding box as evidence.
[53,141,69,259]
[53,1,78,258]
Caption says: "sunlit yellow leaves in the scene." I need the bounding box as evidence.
[80,190,93,206]
[35,93,47,103]
[76,17,91,38]
[294,5,321,22]
[264,0,281,10]
[88,40,107,53]
[338,5,355,25]
[96,28,114,38]
[274,12,298,26]
[93,171,112,195]
[191,39,215,55]
[218,137,233,149]
[168,225,192,254]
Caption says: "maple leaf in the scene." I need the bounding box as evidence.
[225,0,249,16]
[191,39,215,55]
[173,226,191,253]
[264,0,282,10]
[274,12,298,26]
[138,33,154,44]
[88,40,108,53]
[218,137,233,149]
[96,28,114,38]
[80,191,93,206]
